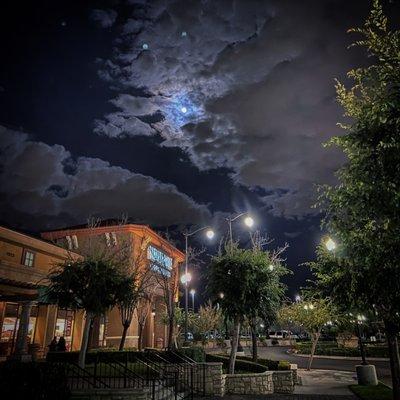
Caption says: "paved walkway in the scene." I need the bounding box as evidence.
[196,395,356,399]
[295,369,357,396]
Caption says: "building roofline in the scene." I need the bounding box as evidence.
[41,223,185,260]
[0,225,81,259]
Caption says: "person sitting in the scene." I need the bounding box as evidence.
[48,336,58,352]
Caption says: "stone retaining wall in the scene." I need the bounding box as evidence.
[225,371,274,395]
[272,370,295,393]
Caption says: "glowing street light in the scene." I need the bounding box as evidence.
[142,43,149,50]
[244,216,254,227]
[181,106,188,113]
[180,272,192,285]
[190,289,196,310]
[325,237,336,251]
[268,264,274,272]
[226,212,255,245]
[206,229,215,239]
[219,292,225,299]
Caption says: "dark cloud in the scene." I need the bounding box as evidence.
[0,126,211,229]
[90,9,118,28]
[93,0,372,217]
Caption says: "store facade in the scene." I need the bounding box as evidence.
[0,226,82,359]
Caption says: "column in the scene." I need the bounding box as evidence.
[10,301,33,361]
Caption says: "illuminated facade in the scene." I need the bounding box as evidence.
[0,226,82,359]
[41,223,184,350]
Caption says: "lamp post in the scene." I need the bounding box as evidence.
[226,212,254,245]
[357,314,368,365]
[190,289,196,311]
[325,237,336,252]
[183,226,215,343]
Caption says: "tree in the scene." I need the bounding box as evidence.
[46,259,123,367]
[160,306,190,348]
[136,292,154,351]
[246,233,289,362]
[318,1,400,394]
[278,298,335,370]
[115,236,153,350]
[205,243,288,373]
[191,301,223,345]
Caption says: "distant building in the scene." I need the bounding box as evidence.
[41,222,184,350]
[0,225,82,359]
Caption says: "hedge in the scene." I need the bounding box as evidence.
[206,353,267,373]
[294,342,389,358]
[177,346,206,362]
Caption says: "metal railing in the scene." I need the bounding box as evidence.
[48,350,206,400]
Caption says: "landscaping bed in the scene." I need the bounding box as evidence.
[294,341,389,358]
[349,383,393,400]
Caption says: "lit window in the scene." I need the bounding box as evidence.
[23,250,35,267]
[147,245,173,276]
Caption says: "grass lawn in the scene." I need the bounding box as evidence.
[349,383,393,400]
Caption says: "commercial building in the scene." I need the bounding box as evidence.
[41,222,184,350]
[0,225,82,359]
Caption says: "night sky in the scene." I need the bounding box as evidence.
[1,0,399,298]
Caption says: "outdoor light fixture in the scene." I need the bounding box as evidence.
[325,237,336,251]
[180,272,192,285]
[268,264,274,271]
[206,229,215,239]
[219,292,225,299]
[181,106,188,113]
[244,216,254,227]
[142,43,149,50]
[295,294,301,302]
[226,212,256,244]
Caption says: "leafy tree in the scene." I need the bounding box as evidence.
[318,1,400,393]
[246,233,289,361]
[46,258,123,367]
[205,243,288,373]
[160,306,193,348]
[191,301,223,345]
[278,298,336,370]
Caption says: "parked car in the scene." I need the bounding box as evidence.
[180,332,194,341]
[268,330,291,339]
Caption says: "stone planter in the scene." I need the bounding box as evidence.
[356,364,378,386]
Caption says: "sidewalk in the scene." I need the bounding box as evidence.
[292,353,389,362]
[295,369,357,396]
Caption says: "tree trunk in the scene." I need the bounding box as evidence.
[250,319,258,362]
[307,330,321,371]
[79,312,93,369]
[138,323,144,351]
[229,317,240,374]
[385,320,400,400]
[119,321,130,351]
[168,317,175,349]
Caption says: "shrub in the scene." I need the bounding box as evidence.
[177,346,206,362]
[0,360,70,400]
[206,353,267,373]
[278,360,291,370]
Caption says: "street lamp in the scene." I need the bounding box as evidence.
[226,212,255,244]
[183,226,215,343]
[190,289,196,310]
[356,314,368,365]
[325,237,336,251]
